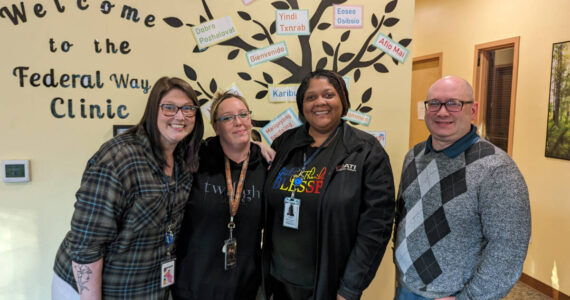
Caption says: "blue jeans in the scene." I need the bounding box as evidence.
[394,285,433,300]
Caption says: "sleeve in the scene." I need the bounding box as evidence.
[67,157,124,264]
[337,142,396,300]
[456,162,531,300]
[393,153,413,243]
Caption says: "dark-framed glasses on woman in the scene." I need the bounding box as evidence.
[160,104,199,117]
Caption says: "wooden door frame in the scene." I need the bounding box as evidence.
[472,36,520,155]
[413,52,443,74]
[410,52,443,147]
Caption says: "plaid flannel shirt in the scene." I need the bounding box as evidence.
[54,131,192,299]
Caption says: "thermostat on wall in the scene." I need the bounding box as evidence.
[2,160,30,183]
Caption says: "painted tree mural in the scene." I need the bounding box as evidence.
[163,0,411,140]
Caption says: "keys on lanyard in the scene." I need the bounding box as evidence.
[222,154,249,270]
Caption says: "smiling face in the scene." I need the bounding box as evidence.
[425,76,478,150]
[213,97,252,150]
[302,77,343,136]
[157,88,196,151]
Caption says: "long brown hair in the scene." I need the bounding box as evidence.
[128,76,204,172]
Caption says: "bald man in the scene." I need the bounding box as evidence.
[393,76,531,300]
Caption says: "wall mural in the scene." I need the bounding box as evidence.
[1,0,410,142]
[163,0,411,140]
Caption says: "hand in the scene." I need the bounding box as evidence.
[435,297,455,300]
[336,294,347,300]
[253,141,275,166]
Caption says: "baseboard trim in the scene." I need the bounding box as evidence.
[519,273,570,300]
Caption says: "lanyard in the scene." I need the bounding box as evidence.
[163,165,178,256]
[224,153,249,232]
[291,127,339,198]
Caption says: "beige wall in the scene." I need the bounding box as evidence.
[414,0,570,294]
[0,0,413,298]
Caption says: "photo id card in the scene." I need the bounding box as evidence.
[223,238,237,270]
[282,197,300,229]
[161,259,175,288]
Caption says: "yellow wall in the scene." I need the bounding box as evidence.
[0,0,413,298]
[414,0,570,294]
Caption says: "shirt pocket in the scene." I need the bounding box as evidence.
[128,192,168,232]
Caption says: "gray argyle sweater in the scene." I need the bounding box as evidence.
[394,137,530,300]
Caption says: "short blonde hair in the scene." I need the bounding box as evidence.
[209,91,250,127]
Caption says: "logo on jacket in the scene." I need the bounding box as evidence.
[273,166,327,194]
[336,163,357,172]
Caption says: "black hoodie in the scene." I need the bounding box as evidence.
[173,136,267,300]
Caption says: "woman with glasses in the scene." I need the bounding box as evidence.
[262,70,395,300]
[52,77,204,299]
[173,91,269,300]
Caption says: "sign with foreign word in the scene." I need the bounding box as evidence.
[226,83,243,96]
[192,16,238,50]
[333,5,363,28]
[373,33,409,63]
[365,130,387,147]
[269,84,298,102]
[260,108,302,144]
[276,10,310,35]
[342,108,371,126]
[246,41,289,67]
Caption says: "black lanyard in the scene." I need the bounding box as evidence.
[291,127,339,198]
[163,164,178,256]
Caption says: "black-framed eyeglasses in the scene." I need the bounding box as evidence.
[216,111,252,123]
[160,104,199,117]
[424,99,474,112]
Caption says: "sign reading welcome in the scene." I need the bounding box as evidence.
[260,108,302,144]
[373,33,409,63]
[275,9,310,35]
[192,16,239,50]
[246,41,289,67]
[333,5,363,28]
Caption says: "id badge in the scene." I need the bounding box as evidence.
[222,238,237,270]
[282,197,301,229]
[160,258,175,288]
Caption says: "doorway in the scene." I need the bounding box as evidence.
[409,52,442,148]
[473,37,520,155]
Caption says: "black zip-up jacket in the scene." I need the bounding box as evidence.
[262,122,395,300]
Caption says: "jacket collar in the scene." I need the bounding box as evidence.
[284,121,363,155]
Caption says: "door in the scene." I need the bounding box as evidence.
[409,53,442,148]
[473,37,519,155]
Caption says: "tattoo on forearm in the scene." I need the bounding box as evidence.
[74,265,93,294]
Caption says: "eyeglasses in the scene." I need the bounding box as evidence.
[216,111,252,123]
[424,99,474,112]
[160,104,199,117]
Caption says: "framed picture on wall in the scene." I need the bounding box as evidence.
[545,40,570,160]
[113,125,134,137]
